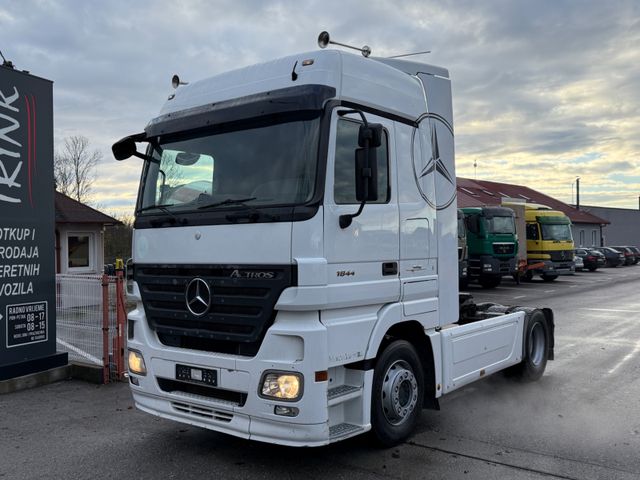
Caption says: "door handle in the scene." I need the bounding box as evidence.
[382,262,398,276]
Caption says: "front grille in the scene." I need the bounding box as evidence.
[492,243,515,255]
[158,377,247,406]
[172,401,234,423]
[135,264,296,356]
[548,250,574,262]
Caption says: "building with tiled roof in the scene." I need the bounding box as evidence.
[456,177,609,248]
[54,192,120,274]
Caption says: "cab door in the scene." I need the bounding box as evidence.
[323,109,400,309]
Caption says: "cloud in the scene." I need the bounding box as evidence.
[1,0,638,214]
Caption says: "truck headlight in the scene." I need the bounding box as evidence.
[260,371,303,401]
[128,349,147,376]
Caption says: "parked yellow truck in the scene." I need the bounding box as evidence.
[505,202,575,282]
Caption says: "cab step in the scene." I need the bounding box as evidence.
[329,422,365,441]
[327,384,362,406]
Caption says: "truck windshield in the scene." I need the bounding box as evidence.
[541,224,573,241]
[138,115,320,212]
[487,216,515,234]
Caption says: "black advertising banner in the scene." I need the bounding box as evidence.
[0,65,60,373]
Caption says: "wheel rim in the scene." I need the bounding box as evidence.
[528,322,546,367]
[381,360,419,426]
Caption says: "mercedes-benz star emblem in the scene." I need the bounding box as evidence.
[185,277,211,316]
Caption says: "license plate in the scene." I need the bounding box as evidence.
[176,364,217,386]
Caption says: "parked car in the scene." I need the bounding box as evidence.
[594,247,625,267]
[574,248,605,271]
[628,246,640,264]
[573,254,584,272]
[610,246,638,265]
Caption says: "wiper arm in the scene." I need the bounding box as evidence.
[197,197,257,210]
[137,204,187,227]
[137,203,175,214]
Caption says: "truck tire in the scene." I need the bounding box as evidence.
[506,310,550,382]
[479,275,501,289]
[371,340,424,447]
[522,270,534,282]
[540,274,557,282]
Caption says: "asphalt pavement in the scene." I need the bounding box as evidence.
[1,265,639,479]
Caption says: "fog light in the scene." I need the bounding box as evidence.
[274,405,299,417]
[128,349,147,376]
[260,371,303,401]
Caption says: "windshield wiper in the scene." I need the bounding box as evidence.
[197,197,257,210]
[137,203,176,214]
[137,204,187,227]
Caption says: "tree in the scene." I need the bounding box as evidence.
[103,212,133,264]
[54,135,101,204]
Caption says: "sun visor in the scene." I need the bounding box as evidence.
[145,84,336,138]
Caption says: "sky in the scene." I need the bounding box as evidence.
[1,0,638,216]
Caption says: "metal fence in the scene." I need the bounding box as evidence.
[56,273,126,383]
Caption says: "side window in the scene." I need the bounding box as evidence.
[334,118,389,204]
[526,223,539,240]
[579,230,585,247]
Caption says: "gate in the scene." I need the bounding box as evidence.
[56,271,127,383]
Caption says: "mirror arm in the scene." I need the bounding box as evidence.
[339,199,367,229]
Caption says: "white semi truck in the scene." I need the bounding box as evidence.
[113,34,554,447]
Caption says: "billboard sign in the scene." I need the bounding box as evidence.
[0,65,66,380]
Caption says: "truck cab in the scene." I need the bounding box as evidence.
[460,206,517,288]
[114,45,554,447]
[520,204,575,281]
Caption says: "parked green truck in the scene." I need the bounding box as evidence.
[461,206,518,288]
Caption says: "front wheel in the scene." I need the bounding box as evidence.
[371,340,424,447]
[479,275,502,289]
[541,274,557,282]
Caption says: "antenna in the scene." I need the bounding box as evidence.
[473,159,478,179]
[0,50,14,69]
[317,31,371,58]
[387,50,431,59]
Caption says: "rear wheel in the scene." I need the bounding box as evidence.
[541,274,557,282]
[371,340,424,447]
[506,310,550,381]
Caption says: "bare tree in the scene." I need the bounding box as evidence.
[54,135,102,204]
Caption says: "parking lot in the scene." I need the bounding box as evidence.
[1,266,639,479]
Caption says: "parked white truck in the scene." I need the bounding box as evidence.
[113,34,554,447]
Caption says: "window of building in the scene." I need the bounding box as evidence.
[579,230,585,247]
[68,234,91,269]
[591,230,597,246]
[334,118,389,204]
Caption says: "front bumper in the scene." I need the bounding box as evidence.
[126,306,333,447]
[531,260,575,276]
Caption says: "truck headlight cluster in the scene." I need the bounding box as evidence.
[260,371,303,401]
[128,349,147,376]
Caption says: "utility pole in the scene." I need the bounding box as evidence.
[473,159,477,179]
[576,177,580,210]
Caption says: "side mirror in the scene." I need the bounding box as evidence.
[465,215,480,234]
[358,123,383,148]
[355,147,378,202]
[112,133,148,161]
[112,136,138,161]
